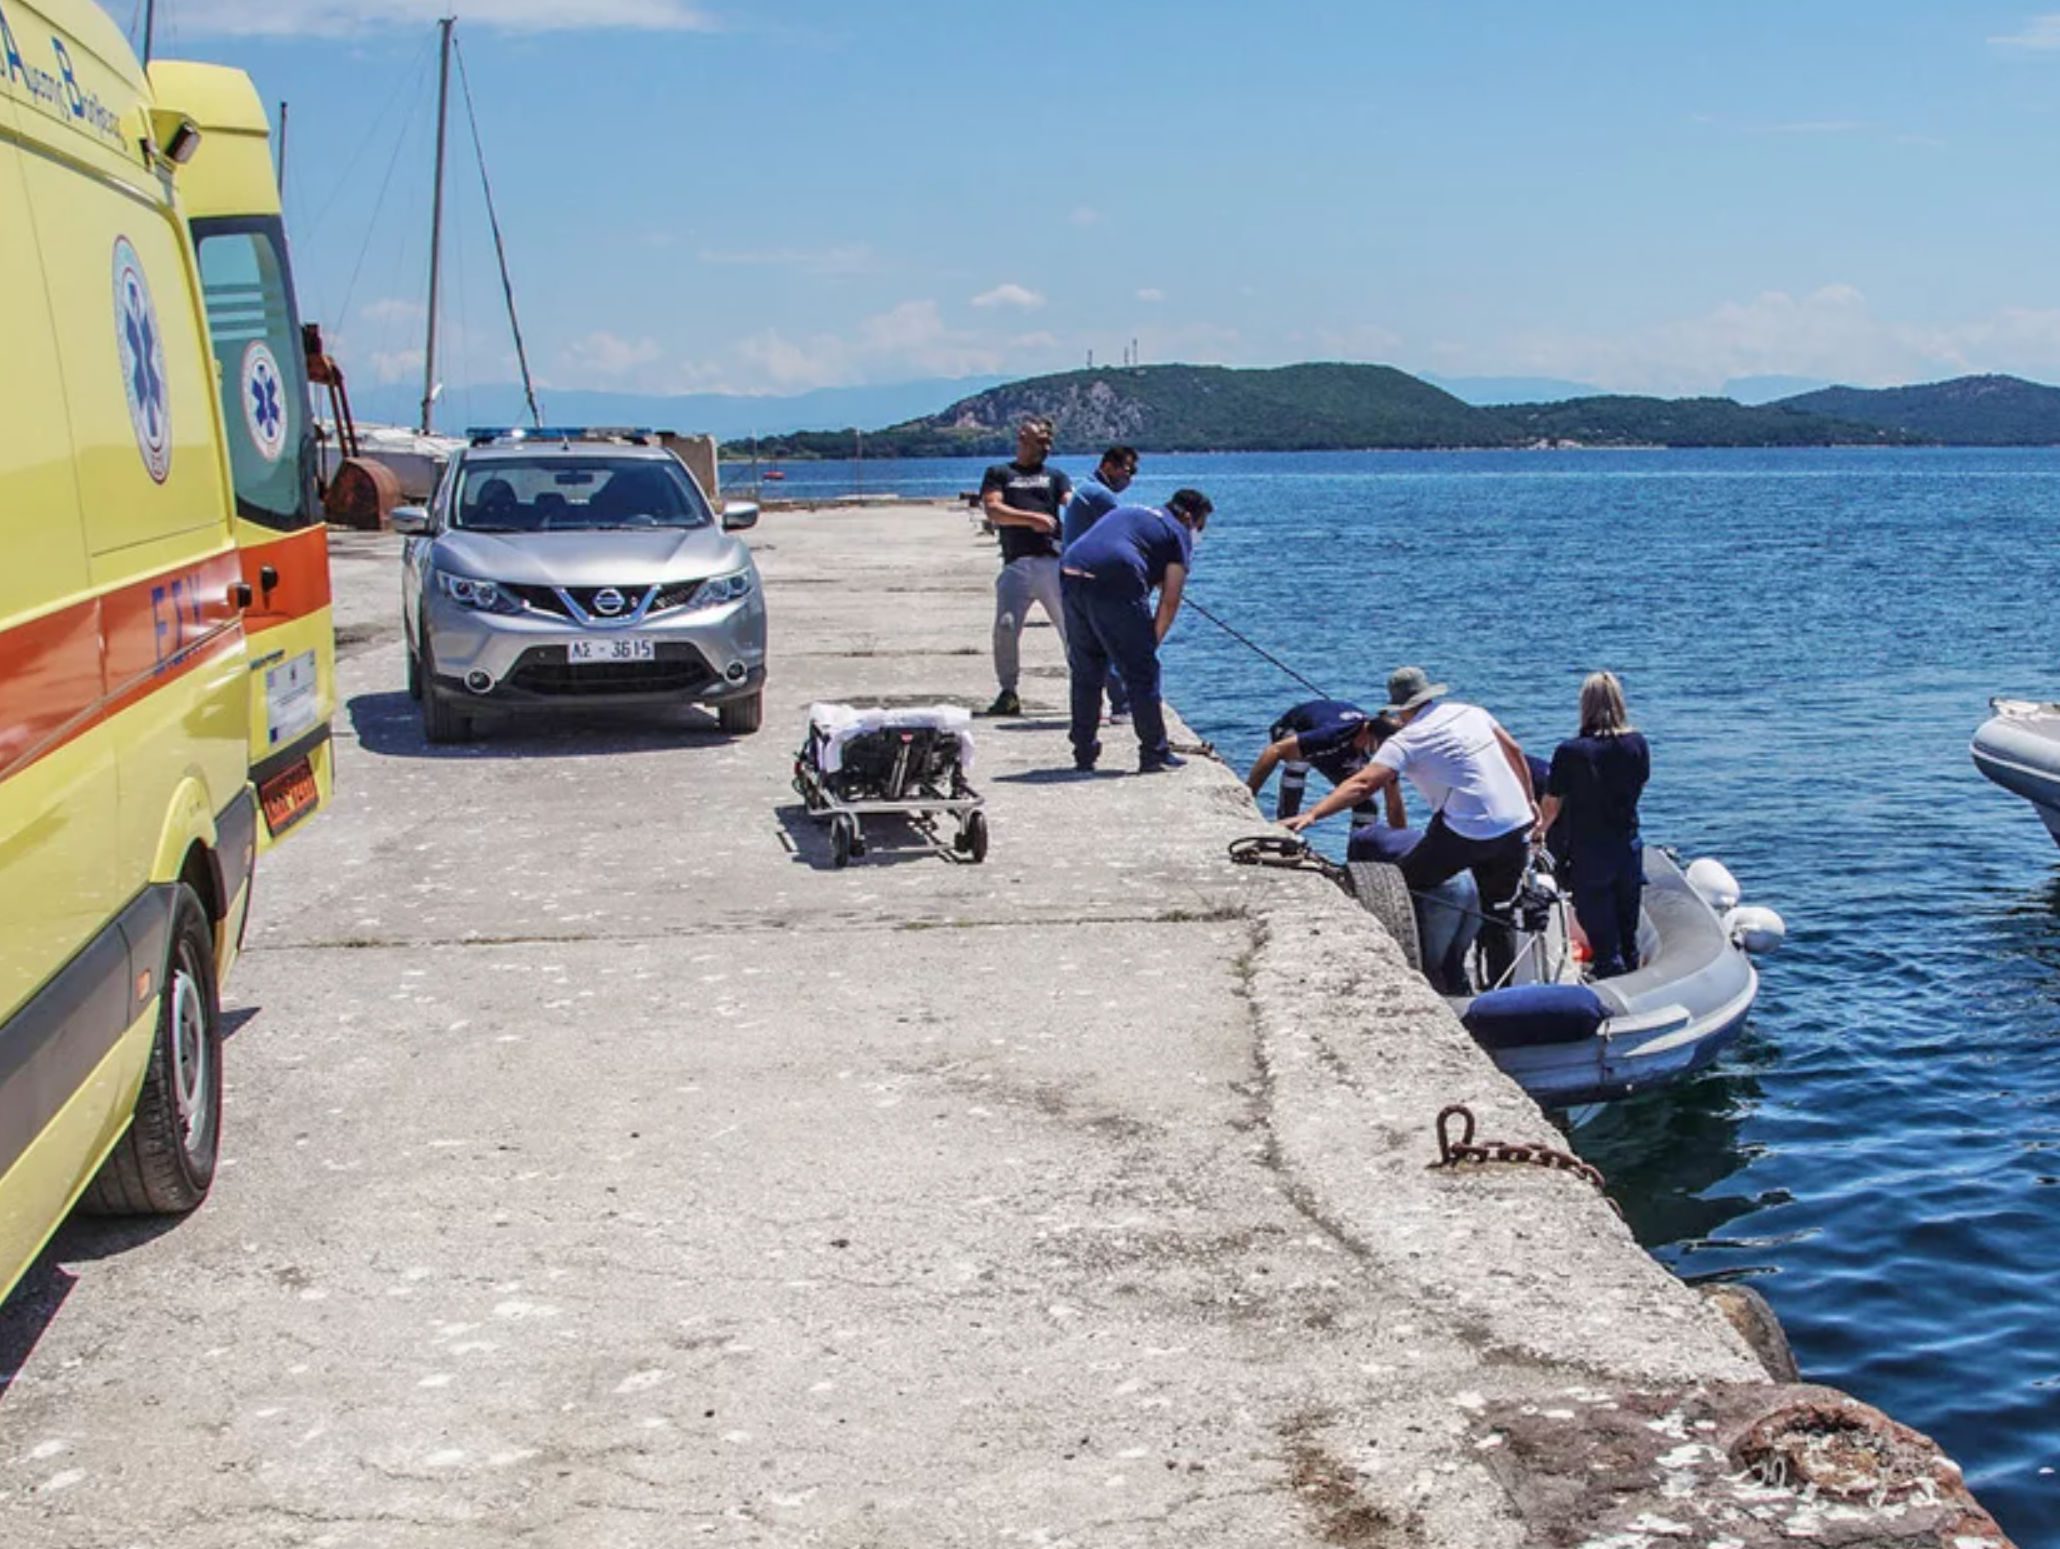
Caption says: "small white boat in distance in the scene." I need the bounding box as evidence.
[1971,699,2060,844]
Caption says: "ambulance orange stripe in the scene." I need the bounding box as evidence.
[239,524,332,629]
[0,549,248,788]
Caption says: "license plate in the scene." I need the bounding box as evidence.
[567,638,655,663]
[259,756,320,837]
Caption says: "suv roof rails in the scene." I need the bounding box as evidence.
[465,426,663,447]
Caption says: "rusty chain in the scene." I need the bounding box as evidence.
[1433,1104,1616,1204]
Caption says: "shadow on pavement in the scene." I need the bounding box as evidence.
[0,1210,194,1402]
[774,804,973,870]
[348,691,739,761]
[991,767,1106,786]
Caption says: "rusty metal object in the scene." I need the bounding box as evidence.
[323,456,402,529]
[1736,1394,1966,1505]
[1432,1103,1610,1194]
[1474,1383,2014,1548]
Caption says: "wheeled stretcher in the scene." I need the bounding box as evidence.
[792,703,987,867]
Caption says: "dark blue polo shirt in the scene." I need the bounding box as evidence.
[1060,477,1121,550]
[1546,731,1650,877]
[1063,504,1191,598]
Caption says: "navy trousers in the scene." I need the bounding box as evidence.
[1573,866,1644,978]
[1062,576,1168,767]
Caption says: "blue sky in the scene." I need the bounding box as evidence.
[130,1,2060,399]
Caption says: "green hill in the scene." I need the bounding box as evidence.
[1497,394,1923,448]
[722,363,1929,459]
[1777,375,2060,445]
[736,363,1520,458]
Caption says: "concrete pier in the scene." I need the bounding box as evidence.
[0,503,2008,1546]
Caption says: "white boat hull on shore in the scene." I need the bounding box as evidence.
[1971,699,2060,845]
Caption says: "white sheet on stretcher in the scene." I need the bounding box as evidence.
[807,703,976,777]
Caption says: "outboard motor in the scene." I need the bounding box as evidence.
[1685,857,1741,912]
[1725,905,1787,955]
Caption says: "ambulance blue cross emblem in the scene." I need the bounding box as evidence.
[242,341,288,464]
[113,238,172,483]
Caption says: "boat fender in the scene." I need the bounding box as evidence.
[1462,983,1608,1050]
[1685,857,1741,912]
[1724,904,1786,955]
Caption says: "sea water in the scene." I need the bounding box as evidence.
[756,447,2060,1538]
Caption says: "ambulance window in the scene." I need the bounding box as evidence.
[197,227,314,530]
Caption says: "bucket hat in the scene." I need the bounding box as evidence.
[1383,666,1448,714]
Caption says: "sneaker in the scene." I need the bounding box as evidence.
[1104,707,1131,725]
[979,689,1022,717]
[1137,751,1187,774]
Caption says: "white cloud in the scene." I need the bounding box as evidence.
[1069,206,1102,227]
[358,296,425,325]
[971,283,1046,310]
[697,244,876,276]
[1458,285,2060,395]
[560,331,663,379]
[1136,288,1166,303]
[170,0,716,35]
[369,347,425,385]
[1991,13,2060,49]
[733,299,1034,390]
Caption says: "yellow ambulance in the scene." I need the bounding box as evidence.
[0,0,330,1302]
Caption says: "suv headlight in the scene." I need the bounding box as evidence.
[699,570,754,606]
[433,570,522,614]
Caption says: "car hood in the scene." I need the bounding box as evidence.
[431,527,748,585]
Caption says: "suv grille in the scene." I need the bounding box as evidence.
[508,643,715,698]
[506,584,571,618]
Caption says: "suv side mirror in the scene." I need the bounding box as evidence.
[391,505,429,536]
[721,502,760,533]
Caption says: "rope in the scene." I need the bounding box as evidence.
[454,37,544,429]
[335,50,435,329]
[1183,596,1330,699]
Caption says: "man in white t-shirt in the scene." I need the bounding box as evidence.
[1284,666,1539,971]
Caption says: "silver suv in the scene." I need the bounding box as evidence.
[395,432,766,743]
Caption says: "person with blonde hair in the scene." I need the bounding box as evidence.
[1537,670,1650,978]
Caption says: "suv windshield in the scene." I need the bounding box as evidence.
[450,456,713,533]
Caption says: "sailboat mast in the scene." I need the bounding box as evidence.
[419,16,455,435]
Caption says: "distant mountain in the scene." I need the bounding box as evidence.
[1776,375,2060,445]
[347,376,1010,439]
[1498,394,1922,449]
[731,363,1926,459]
[741,364,1523,457]
[1426,373,1604,406]
[1722,374,1835,406]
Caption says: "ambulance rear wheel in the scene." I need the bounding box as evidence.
[81,884,222,1216]
[1347,861,1423,976]
[830,815,855,869]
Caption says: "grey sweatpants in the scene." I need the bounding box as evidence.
[993,556,1066,692]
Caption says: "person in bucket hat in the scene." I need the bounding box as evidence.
[1284,666,1539,977]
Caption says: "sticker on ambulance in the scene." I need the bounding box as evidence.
[265,650,320,747]
[113,238,172,484]
[242,341,288,464]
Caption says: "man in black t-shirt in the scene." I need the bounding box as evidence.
[979,416,1072,717]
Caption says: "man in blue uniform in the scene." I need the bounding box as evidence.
[1246,700,1406,824]
[1060,446,1140,720]
[1060,489,1213,773]
[980,416,1073,717]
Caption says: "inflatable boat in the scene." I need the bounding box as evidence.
[1230,838,1784,1109]
[1971,699,2060,845]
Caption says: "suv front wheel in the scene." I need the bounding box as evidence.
[718,690,763,736]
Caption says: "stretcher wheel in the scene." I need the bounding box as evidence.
[830,814,855,869]
[963,810,988,864]
[1346,861,1422,974]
